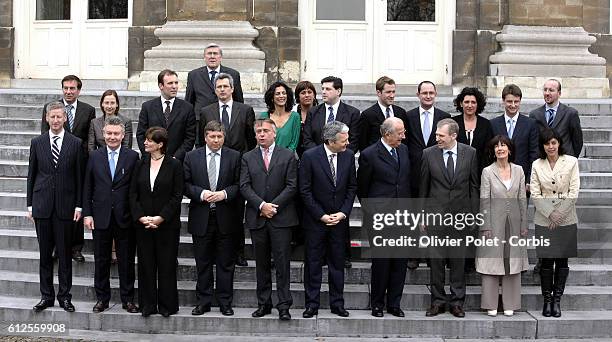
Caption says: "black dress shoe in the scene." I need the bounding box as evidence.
[59,299,75,312]
[302,307,318,318]
[122,302,139,313]
[72,251,85,262]
[141,309,157,317]
[220,305,234,316]
[371,307,384,317]
[160,311,171,318]
[252,305,272,317]
[33,299,54,312]
[331,306,349,317]
[450,305,465,318]
[344,259,352,269]
[236,254,248,267]
[191,305,211,316]
[387,307,405,317]
[407,259,419,270]
[426,304,445,317]
[92,300,109,313]
[278,308,291,321]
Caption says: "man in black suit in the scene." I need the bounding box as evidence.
[529,79,583,158]
[357,117,411,318]
[185,43,244,143]
[420,118,479,318]
[300,121,357,318]
[303,76,360,153]
[184,121,241,317]
[28,101,83,313]
[358,76,408,151]
[83,116,139,314]
[240,118,299,321]
[199,72,256,267]
[41,75,95,263]
[490,84,539,187]
[136,69,196,161]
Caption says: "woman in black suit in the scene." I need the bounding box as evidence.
[452,87,494,273]
[129,127,184,317]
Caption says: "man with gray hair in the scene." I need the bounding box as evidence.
[299,121,357,318]
[185,43,244,122]
[420,118,479,318]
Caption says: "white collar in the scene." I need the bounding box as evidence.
[419,106,434,115]
[442,142,458,155]
[63,99,77,110]
[50,129,65,139]
[206,145,222,156]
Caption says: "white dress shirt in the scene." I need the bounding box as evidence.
[378,102,394,118]
[218,99,233,123]
[160,96,176,112]
[323,144,338,174]
[419,106,435,133]
[442,142,458,171]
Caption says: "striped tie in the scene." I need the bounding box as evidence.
[51,136,60,166]
[65,105,74,131]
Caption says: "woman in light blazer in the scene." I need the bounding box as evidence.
[477,135,529,317]
[530,128,579,318]
[88,89,133,152]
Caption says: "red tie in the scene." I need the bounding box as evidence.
[263,148,270,171]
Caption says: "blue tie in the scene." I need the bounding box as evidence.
[507,119,514,139]
[327,106,334,123]
[422,111,431,144]
[547,108,555,127]
[65,104,74,131]
[109,151,116,180]
[390,148,398,163]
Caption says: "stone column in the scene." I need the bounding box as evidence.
[488,26,609,98]
[138,1,265,92]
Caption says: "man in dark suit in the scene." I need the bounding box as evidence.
[199,72,256,267]
[41,75,95,263]
[240,118,299,321]
[529,79,583,158]
[185,43,244,141]
[300,121,357,318]
[420,118,479,318]
[357,117,411,318]
[136,69,196,161]
[27,101,83,313]
[184,121,241,317]
[358,76,408,151]
[83,116,139,314]
[303,76,360,153]
[490,84,539,186]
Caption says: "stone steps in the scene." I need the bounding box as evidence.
[584,143,612,158]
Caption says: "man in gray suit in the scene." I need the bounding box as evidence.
[529,79,583,158]
[420,118,479,318]
[240,118,298,321]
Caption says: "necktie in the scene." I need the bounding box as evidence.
[329,154,336,186]
[446,151,454,179]
[65,105,74,131]
[422,111,431,144]
[109,151,117,180]
[385,107,391,118]
[208,152,217,191]
[507,118,514,139]
[164,100,171,126]
[327,106,334,123]
[209,70,217,85]
[51,136,60,166]
[263,148,270,171]
[390,148,398,164]
[547,108,555,127]
[221,104,230,129]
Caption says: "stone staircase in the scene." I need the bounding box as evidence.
[0,89,611,339]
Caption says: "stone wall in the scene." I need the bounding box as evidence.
[127,0,165,85]
[509,0,609,33]
[0,0,13,84]
[590,33,612,88]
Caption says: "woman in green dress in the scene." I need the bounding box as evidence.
[260,81,301,152]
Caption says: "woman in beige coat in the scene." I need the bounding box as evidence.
[88,89,133,152]
[530,128,579,318]
[477,135,529,317]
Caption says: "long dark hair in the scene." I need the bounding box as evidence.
[264,81,295,114]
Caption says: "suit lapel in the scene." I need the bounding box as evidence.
[408,111,424,147]
[436,148,452,185]
[199,148,212,190]
[552,104,566,129]
[316,145,335,185]
[202,67,215,92]
[166,99,180,128]
[229,103,239,131]
[112,147,129,183]
[155,98,167,128]
[41,133,54,166]
[452,144,464,186]
[267,146,281,173]
[377,142,399,170]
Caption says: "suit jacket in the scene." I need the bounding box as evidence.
[87,113,133,152]
[530,154,580,226]
[453,114,494,174]
[358,103,408,151]
[27,131,83,219]
[419,143,480,213]
[82,146,139,229]
[303,102,361,153]
[136,97,196,161]
[299,145,357,222]
[529,103,583,158]
[198,101,256,152]
[185,65,244,119]
[405,107,451,196]
[240,145,298,229]
[129,156,184,230]
[490,114,539,183]
[183,146,241,236]
[41,99,96,154]
[357,140,411,199]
